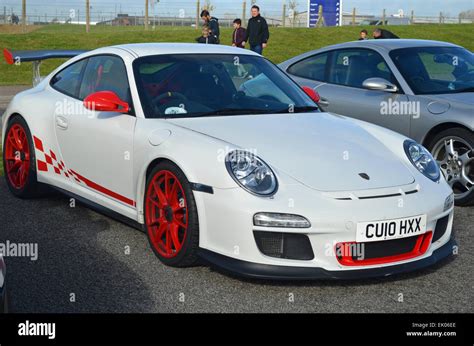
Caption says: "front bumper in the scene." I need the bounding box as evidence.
[199,236,457,280]
[193,174,455,278]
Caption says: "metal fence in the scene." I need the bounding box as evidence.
[0,2,473,28]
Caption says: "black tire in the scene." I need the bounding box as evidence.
[426,127,474,206]
[144,161,200,267]
[2,115,43,198]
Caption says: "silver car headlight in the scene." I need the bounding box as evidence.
[225,151,278,196]
[404,140,440,182]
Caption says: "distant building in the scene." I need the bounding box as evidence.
[97,14,137,26]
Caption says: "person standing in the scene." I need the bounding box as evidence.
[232,19,247,48]
[243,5,269,55]
[200,10,220,44]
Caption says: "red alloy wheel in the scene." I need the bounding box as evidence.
[4,124,31,190]
[146,170,188,258]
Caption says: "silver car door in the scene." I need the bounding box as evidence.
[311,48,411,137]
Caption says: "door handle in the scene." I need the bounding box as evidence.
[56,116,68,130]
[318,98,330,107]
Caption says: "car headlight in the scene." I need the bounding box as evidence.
[404,140,440,182]
[444,193,454,211]
[225,151,278,196]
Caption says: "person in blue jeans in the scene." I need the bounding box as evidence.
[243,5,269,55]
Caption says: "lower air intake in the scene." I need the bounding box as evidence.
[253,231,314,260]
[433,215,449,242]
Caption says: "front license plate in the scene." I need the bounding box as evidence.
[356,215,427,243]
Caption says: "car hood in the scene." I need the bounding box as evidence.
[167,113,415,191]
[431,92,474,106]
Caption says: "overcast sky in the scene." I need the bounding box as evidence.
[2,0,473,18]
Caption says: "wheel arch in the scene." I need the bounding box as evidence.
[2,112,26,143]
[6,112,25,123]
[135,155,197,224]
[422,122,474,148]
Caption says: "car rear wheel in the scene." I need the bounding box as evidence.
[144,161,200,267]
[428,128,474,206]
[2,116,42,198]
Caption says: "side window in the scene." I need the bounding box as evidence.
[329,49,396,88]
[287,53,329,82]
[50,59,87,98]
[79,55,131,104]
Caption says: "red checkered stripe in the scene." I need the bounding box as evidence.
[32,135,136,207]
[33,136,74,179]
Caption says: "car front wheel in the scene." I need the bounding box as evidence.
[428,127,474,206]
[144,161,200,267]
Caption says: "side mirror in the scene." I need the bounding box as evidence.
[83,91,130,113]
[302,86,320,103]
[362,78,398,93]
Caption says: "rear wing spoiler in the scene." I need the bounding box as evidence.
[3,48,88,86]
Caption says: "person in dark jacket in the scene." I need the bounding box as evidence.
[200,10,220,43]
[373,28,400,39]
[243,5,270,55]
[196,25,218,44]
[232,19,247,48]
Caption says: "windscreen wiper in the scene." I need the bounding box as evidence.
[274,106,320,114]
[454,86,474,93]
[196,108,275,117]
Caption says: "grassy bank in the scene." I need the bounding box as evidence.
[0,23,473,85]
[0,23,472,176]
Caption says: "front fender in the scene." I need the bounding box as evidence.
[133,120,241,221]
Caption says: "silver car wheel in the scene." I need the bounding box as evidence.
[432,136,474,200]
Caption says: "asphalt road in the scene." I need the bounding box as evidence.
[0,85,473,313]
[0,178,473,313]
[0,85,27,109]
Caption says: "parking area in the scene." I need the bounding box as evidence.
[0,85,472,313]
[0,179,473,313]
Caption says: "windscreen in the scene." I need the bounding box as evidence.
[133,54,318,118]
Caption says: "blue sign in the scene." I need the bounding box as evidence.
[308,0,342,27]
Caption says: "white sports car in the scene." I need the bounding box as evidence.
[2,44,456,279]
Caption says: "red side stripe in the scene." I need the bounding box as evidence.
[50,150,57,161]
[70,169,135,207]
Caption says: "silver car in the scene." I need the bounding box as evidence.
[280,39,474,206]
